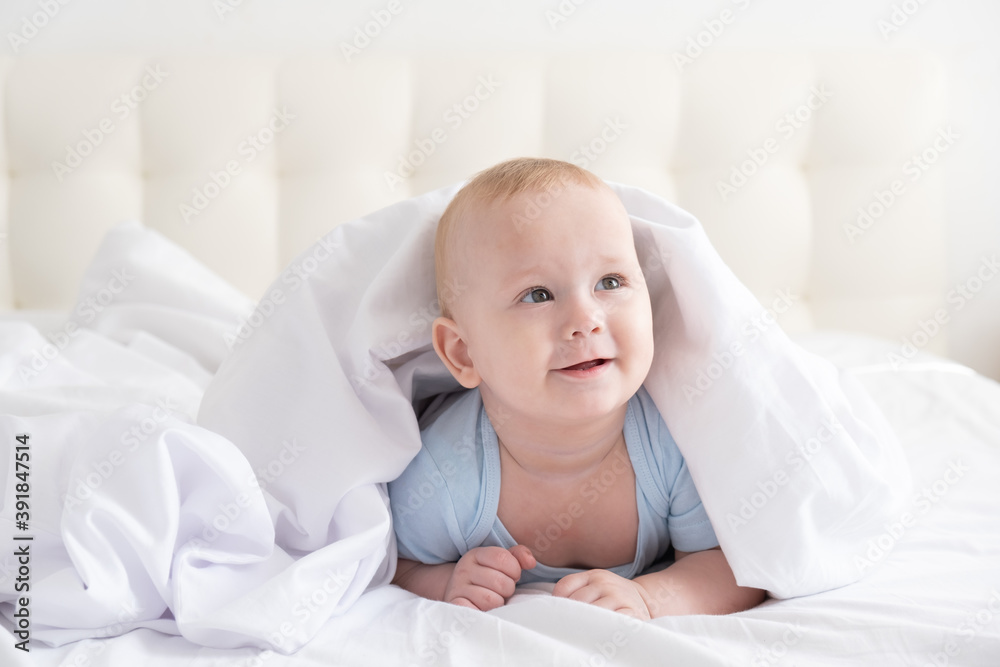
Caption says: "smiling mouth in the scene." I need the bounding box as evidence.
[560,359,608,371]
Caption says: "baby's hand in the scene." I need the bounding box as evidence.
[552,569,652,620]
[445,545,536,611]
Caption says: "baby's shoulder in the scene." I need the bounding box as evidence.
[627,385,686,481]
[416,388,484,466]
[628,385,672,443]
[389,389,489,562]
[390,388,485,512]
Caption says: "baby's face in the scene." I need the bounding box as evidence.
[448,183,654,427]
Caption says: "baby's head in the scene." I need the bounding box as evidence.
[432,157,654,427]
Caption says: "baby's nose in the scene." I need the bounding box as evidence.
[564,299,605,339]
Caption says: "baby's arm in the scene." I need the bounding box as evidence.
[633,546,766,616]
[393,545,536,611]
[552,547,765,618]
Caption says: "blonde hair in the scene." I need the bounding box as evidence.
[435,157,606,318]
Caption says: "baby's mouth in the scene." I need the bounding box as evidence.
[560,358,607,371]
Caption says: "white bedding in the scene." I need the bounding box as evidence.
[2,331,999,666]
[1,200,998,664]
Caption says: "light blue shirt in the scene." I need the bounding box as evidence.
[388,385,718,584]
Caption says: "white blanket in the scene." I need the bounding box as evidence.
[6,335,1000,666]
[1,182,910,652]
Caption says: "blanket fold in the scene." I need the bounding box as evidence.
[0,182,910,652]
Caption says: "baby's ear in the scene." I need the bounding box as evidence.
[431,317,481,388]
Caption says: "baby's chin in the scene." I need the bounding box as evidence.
[483,383,635,425]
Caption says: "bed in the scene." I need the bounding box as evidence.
[2,51,999,666]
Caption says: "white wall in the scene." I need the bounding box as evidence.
[2,0,998,379]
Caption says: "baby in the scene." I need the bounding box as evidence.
[388,157,766,618]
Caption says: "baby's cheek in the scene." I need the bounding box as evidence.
[618,311,655,379]
[616,298,652,339]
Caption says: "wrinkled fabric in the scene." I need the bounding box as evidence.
[0,182,910,652]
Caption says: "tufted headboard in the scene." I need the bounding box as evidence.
[0,50,948,352]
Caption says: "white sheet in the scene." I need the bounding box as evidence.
[3,332,999,666]
[0,181,987,661]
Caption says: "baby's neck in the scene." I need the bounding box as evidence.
[486,402,628,481]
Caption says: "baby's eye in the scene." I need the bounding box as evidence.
[521,287,553,303]
[596,275,623,291]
